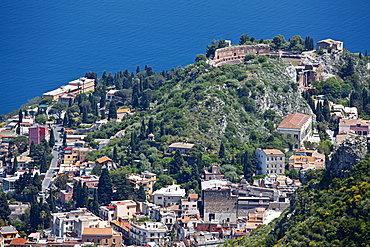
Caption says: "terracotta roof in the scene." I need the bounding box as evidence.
[277,113,311,129]
[10,238,27,245]
[180,217,191,223]
[82,227,113,236]
[117,108,130,114]
[168,142,194,149]
[261,149,284,155]
[339,118,370,126]
[96,156,113,163]
[189,194,198,200]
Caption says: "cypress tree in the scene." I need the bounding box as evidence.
[30,201,41,231]
[12,156,18,175]
[147,117,154,136]
[17,109,23,135]
[108,101,117,120]
[62,132,67,147]
[89,189,100,215]
[81,183,89,207]
[0,191,11,223]
[49,129,55,148]
[73,181,81,206]
[136,185,146,202]
[112,146,119,163]
[49,194,57,213]
[97,168,113,205]
[219,141,226,159]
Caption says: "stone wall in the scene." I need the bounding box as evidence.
[209,44,270,67]
[202,189,238,223]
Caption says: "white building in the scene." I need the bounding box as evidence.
[151,184,186,207]
[277,113,312,148]
[51,208,109,238]
[129,221,168,245]
[316,38,343,51]
[256,149,285,175]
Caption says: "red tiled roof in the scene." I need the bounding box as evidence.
[96,156,113,163]
[278,113,311,129]
[10,238,27,245]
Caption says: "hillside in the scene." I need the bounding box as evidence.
[224,136,370,246]
[147,56,312,149]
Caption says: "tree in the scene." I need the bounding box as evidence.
[49,129,55,148]
[9,135,29,153]
[169,150,184,175]
[136,185,146,202]
[304,36,314,50]
[17,109,23,134]
[239,34,250,45]
[219,141,226,159]
[0,191,11,223]
[98,168,113,205]
[108,101,117,120]
[88,189,100,215]
[35,114,47,125]
[11,156,18,175]
[195,54,207,63]
[289,35,304,53]
[30,201,40,231]
[272,34,286,50]
[49,102,68,122]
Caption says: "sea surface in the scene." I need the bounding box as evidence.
[0,0,369,115]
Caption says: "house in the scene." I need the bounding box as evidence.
[0,226,19,246]
[255,149,285,175]
[28,125,49,145]
[168,142,194,154]
[338,118,370,136]
[106,90,119,102]
[81,227,122,247]
[277,113,312,148]
[43,78,95,101]
[99,200,137,222]
[117,108,131,119]
[50,208,109,237]
[63,147,90,164]
[128,171,157,198]
[316,38,343,51]
[129,221,168,246]
[181,194,199,210]
[344,107,358,119]
[201,188,237,223]
[9,238,27,247]
[204,164,224,180]
[152,184,186,207]
[96,156,114,169]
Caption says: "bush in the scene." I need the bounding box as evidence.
[244,54,256,61]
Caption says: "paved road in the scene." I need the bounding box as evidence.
[41,125,62,192]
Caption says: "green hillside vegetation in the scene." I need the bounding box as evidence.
[76,55,312,194]
[224,137,370,247]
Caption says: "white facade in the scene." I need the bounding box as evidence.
[99,200,137,222]
[256,149,285,175]
[277,113,312,148]
[129,221,168,245]
[151,184,186,207]
[51,208,109,238]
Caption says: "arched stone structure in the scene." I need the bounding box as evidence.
[209,44,270,67]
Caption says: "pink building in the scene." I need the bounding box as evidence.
[29,125,49,145]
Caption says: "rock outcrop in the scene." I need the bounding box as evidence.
[328,136,368,178]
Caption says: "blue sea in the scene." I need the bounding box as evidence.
[0,0,369,114]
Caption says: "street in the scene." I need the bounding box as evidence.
[41,125,62,192]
